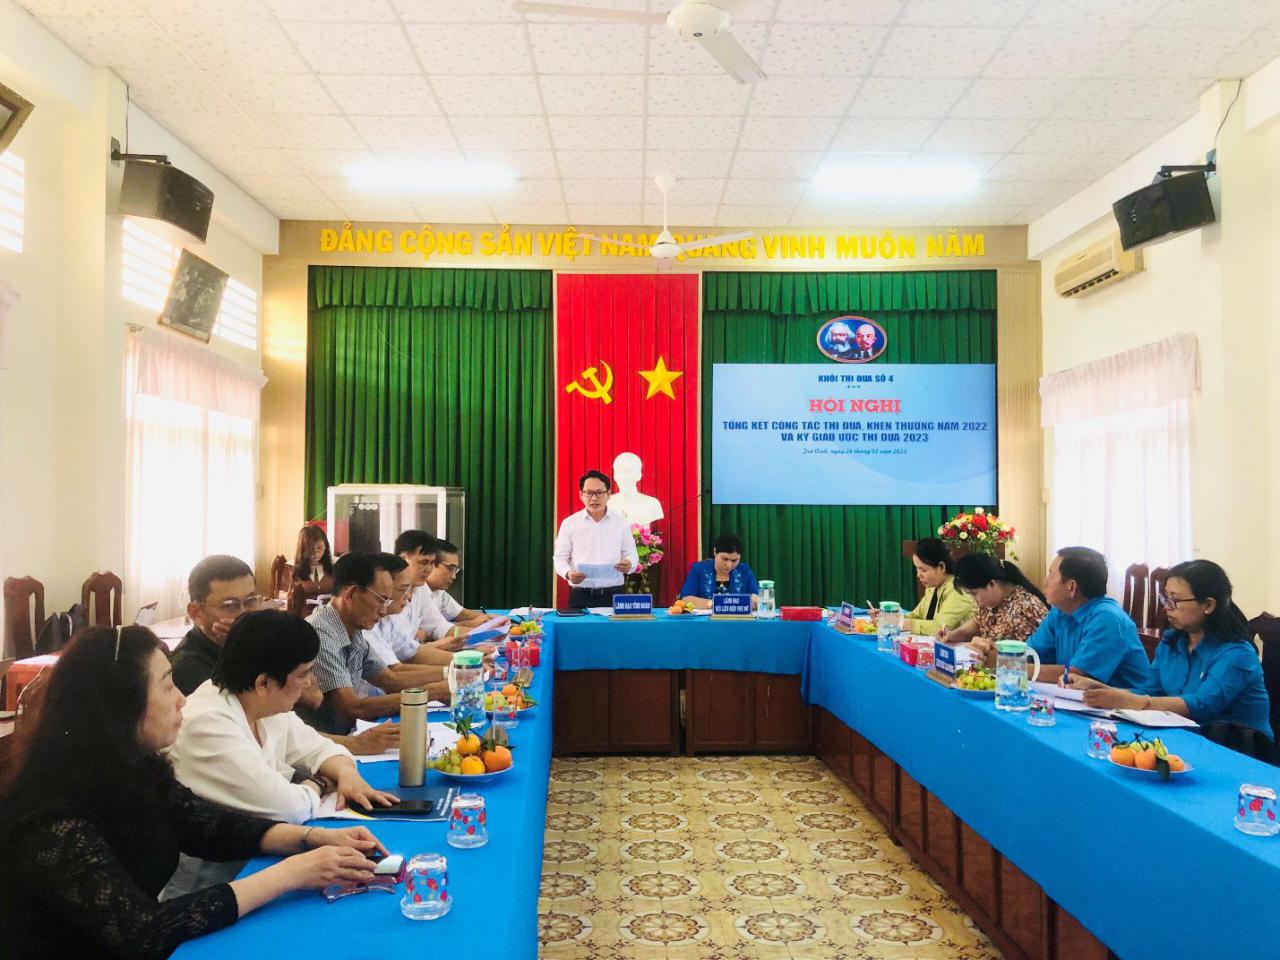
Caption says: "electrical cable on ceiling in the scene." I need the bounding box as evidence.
[125,84,131,153]
[1212,78,1244,151]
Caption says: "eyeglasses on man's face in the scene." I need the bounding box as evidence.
[581,487,609,499]
[210,595,265,615]
[440,562,462,575]
[364,586,395,609]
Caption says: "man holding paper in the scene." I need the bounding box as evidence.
[553,469,641,610]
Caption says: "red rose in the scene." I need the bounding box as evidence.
[973,514,989,531]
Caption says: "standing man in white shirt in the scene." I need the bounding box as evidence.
[553,469,641,610]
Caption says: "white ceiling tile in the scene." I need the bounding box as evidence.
[984,151,1127,182]
[406,23,533,74]
[348,115,458,152]
[264,0,397,20]
[269,200,350,220]
[449,116,550,151]
[497,179,565,204]
[1092,29,1261,79]
[748,77,858,117]
[922,118,1037,153]
[569,204,643,225]
[527,23,646,74]
[761,24,888,76]
[318,75,441,116]
[115,63,231,117]
[938,201,1026,225]
[645,150,734,178]
[644,205,719,228]
[646,116,742,151]
[282,22,422,74]
[486,203,569,224]
[1057,78,1211,121]
[414,201,502,223]
[251,113,363,149]
[198,145,303,179]
[36,15,172,65]
[644,178,724,204]
[394,0,520,22]
[176,17,314,74]
[904,152,1003,176]
[481,149,559,178]
[282,149,375,178]
[135,0,269,24]
[847,77,968,118]
[1145,0,1280,30]
[1106,118,1191,160]
[563,179,643,204]
[148,110,275,149]
[739,117,838,152]
[646,22,767,75]
[721,180,807,205]
[541,75,646,115]
[984,29,1128,79]
[1021,0,1164,29]
[773,0,905,25]
[828,117,937,152]
[549,115,645,151]
[18,0,143,14]
[716,206,797,228]
[948,78,1073,120]
[558,150,644,178]
[898,0,1035,25]
[217,74,339,116]
[976,180,1087,207]
[518,0,653,22]
[351,200,424,220]
[432,76,544,115]
[874,27,1008,78]
[731,151,824,179]
[235,175,328,203]
[646,74,753,117]
[1012,119,1142,155]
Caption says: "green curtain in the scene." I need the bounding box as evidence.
[306,266,554,607]
[701,270,998,606]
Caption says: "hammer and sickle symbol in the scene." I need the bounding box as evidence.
[564,362,614,405]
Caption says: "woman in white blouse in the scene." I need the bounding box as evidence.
[170,611,396,824]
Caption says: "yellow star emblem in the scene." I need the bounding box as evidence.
[638,356,683,399]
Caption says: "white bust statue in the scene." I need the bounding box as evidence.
[610,451,664,527]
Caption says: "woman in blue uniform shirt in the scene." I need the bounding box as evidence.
[1069,559,1273,738]
[678,533,761,609]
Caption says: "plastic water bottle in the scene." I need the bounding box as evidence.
[876,601,902,654]
[758,580,776,617]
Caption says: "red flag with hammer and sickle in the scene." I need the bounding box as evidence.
[555,273,700,606]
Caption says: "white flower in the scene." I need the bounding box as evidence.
[937,526,944,535]
[974,507,985,515]
[959,532,969,540]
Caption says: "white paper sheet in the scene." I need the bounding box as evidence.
[573,562,624,589]
[587,606,616,617]
[1114,709,1199,728]
[1032,681,1083,701]
[352,719,460,763]
[507,606,554,617]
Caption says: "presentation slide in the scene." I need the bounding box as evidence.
[711,364,997,506]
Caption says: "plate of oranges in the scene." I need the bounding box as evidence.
[1108,736,1192,780]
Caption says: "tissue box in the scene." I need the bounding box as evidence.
[780,606,823,621]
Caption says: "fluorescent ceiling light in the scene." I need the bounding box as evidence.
[812,163,980,198]
[346,158,516,195]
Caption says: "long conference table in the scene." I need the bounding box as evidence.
[173,612,1280,960]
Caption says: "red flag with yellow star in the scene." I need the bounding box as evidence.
[555,273,700,606]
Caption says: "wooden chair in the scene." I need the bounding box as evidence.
[1122,563,1149,629]
[287,580,325,618]
[3,576,44,660]
[1146,567,1171,634]
[269,554,293,597]
[81,571,123,628]
[1249,613,1280,748]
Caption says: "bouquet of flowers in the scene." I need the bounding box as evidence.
[937,507,1015,557]
[626,523,664,593]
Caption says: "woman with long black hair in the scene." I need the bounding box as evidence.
[0,626,385,959]
[944,553,1049,648]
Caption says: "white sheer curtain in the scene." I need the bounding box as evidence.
[1041,334,1197,597]
[126,328,265,617]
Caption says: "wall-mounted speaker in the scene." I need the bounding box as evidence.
[118,159,214,244]
[1112,170,1215,251]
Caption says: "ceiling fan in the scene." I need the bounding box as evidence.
[579,176,754,263]
[511,0,766,84]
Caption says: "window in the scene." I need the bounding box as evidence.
[0,152,24,254]
[120,219,259,350]
[1041,335,1197,596]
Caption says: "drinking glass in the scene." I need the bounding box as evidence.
[1235,784,1279,836]
[1087,720,1117,759]
[447,793,488,849]
[1027,693,1055,726]
[401,853,451,919]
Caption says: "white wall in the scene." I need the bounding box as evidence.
[1034,72,1280,613]
[0,1,278,635]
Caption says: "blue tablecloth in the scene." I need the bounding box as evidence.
[174,633,556,960]
[801,621,1280,960]
[550,610,811,674]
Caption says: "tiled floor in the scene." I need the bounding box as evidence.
[538,755,1002,959]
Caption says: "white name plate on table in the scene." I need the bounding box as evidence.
[711,593,753,619]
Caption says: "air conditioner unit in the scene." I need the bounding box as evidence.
[1054,234,1144,298]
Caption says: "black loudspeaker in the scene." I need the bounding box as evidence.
[118,159,214,243]
[1112,171,1215,251]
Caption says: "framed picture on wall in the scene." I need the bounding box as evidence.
[0,81,34,156]
[159,248,229,343]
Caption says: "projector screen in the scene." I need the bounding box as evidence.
[711,363,997,506]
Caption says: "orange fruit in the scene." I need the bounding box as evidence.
[456,733,481,756]
[1166,754,1185,772]
[502,684,518,698]
[1134,748,1158,771]
[459,755,486,775]
[1110,745,1136,766]
[482,745,513,772]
